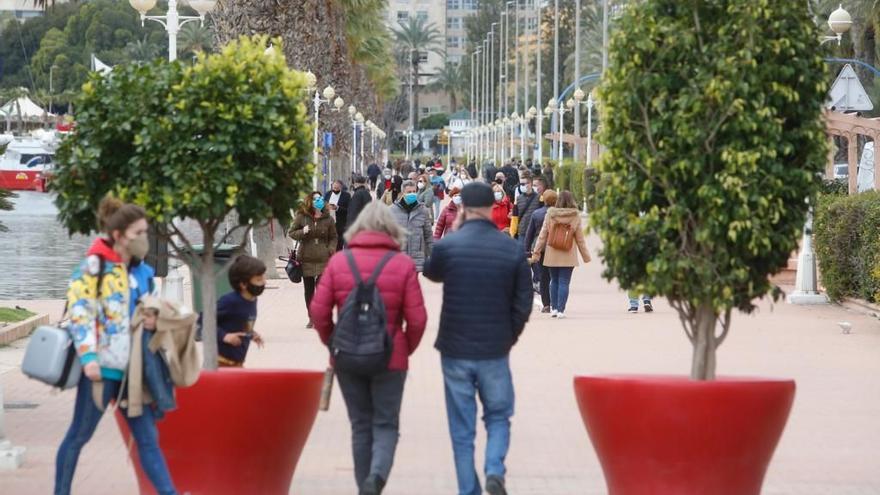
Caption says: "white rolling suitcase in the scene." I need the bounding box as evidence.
[21,326,82,390]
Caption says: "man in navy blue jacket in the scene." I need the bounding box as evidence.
[424,182,532,495]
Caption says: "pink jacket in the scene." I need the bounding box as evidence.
[309,231,428,371]
[434,202,459,239]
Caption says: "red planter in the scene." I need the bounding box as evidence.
[574,375,795,495]
[116,369,323,495]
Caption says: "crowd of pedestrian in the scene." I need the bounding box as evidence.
[52,155,643,495]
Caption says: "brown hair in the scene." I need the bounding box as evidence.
[556,191,577,209]
[98,195,146,236]
[299,191,323,215]
[228,255,267,291]
[520,170,532,180]
[542,190,558,207]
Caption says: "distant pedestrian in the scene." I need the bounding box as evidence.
[288,191,338,328]
[217,255,266,367]
[390,180,434,272]
[541,162,554,189]
[325,180,351,252]
[367,162,381,190]
[310,201,428,495]
[530,191,591,318]
[491,183,513,232]
[500,161,519,201]
[424,182,532,495]
[429,169,446,220]
[627,293,654,313]
[433,187,462,240]
[511,170,540,243]
[377,167,403,205]
[347,174,373,230]
[55,196,178,495]
[416,174,435,223]
[446,165,465,192]
[467,161,478,182]
[524,190,558,313]
[483,161,499,183]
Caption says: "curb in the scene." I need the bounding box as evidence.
[0,314,49,346]
[840,298,880,320]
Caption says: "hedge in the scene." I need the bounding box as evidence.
[814,191,880,303]
[549,160,590,209]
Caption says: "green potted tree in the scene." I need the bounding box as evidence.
[581,2,828,494]
[52,36,322,494]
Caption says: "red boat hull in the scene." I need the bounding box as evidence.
[0,169,46,191]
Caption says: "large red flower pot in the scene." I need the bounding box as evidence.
[573,375,795,495]
[116,369,323,495]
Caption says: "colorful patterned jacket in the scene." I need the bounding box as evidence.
[66,237,155,381]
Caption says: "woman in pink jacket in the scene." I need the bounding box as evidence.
[310,201,428,495]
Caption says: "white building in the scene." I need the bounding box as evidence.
[0,0,68,20]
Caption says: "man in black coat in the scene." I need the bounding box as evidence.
[346,174,372,230]
[500,161,519,200]
[482,161,498,183]
[366,162,382,190]
[324,180,351,251]
[423,182,531,495]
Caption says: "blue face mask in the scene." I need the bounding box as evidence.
[313,197,325,210]
[404,193,418,205]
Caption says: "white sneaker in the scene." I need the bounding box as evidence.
[557,312,566,319]
[551,309,558,318]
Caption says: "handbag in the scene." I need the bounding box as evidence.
[22,257,105,390]
[548,222,575,251]
[280,244,303,283]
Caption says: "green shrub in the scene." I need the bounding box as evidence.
[814,191,880,303]
[554,159,587,209]
[821,178,848,196]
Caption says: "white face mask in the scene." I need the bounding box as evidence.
[452,196,462,205]
[417,182,425,190]
[494,191,503,201]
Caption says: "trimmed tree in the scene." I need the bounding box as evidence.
[52,35,313,369]
[591,1,829,380]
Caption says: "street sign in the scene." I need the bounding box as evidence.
[323,132,333,150]
[827,64,874,112]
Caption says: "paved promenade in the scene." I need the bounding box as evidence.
[1,233,879,494]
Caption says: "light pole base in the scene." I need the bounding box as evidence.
[0,440,25,470]
[788,291,829,305]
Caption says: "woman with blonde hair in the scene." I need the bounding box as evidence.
[530,191,591,319]
[310,201,428,495]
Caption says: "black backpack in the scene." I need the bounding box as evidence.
[330,250,397,375]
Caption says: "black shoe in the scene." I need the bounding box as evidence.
[486,475,508,495]
[360,474,385,495]
[643,301,654,313]
[541,306,551,313]
[627,306,638,313]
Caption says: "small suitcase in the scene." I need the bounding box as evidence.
[21,325,81,389]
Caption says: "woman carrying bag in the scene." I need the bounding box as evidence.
[530,191,591,319]
[289,191,338,328]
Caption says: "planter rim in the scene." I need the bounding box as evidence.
[574,374,795,385]
[204,368,324,375]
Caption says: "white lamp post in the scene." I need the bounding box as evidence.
[585,91,595,166]
[348,105,358,177]
[823,5,852,45]
[311,85,341,192]
[129,0,216,62]
[355,112,365,173]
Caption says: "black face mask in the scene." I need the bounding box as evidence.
[247,283,266,297]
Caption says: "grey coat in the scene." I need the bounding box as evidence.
[389,200,434,271]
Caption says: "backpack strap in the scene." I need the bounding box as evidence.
[367,251,397,285]
[344,250,363,285]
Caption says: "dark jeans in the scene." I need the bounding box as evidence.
[336,369,407,488]
[55,376,176,495]
[442,356,515,495]
[304,275,321,316]
[539,261,551,308]
[549,267,575,313]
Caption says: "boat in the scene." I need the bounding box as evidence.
[0,135,56,192]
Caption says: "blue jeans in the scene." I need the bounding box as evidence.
[549,267,574,312]
[442,356,515,495]
[628,292,652,307]
[55,375,177,495]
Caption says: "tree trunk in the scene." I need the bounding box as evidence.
[413,61,421,131]
[200,228,219,370]
[252,220,281,279]
[690,303,719,380]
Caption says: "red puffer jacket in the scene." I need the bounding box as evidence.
[309,230,428,371]
[434,201,459,239]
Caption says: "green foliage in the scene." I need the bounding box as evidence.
[341,0,398,101]
[821,178,849,196]
[419,112,449,130]
[814,191,880,303]
[0,306,36,323]
[592,2,828,332]
[553,160,587,209]
[0,142,13,233]
[53,35,313,237]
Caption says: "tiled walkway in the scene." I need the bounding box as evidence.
[2,234,879,494]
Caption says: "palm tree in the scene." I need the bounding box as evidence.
[179,23,214,58]
[392,17,443,130]
[429,59,466,113]
[126,38,160,63]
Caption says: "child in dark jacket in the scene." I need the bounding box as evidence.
[217,255,267,367]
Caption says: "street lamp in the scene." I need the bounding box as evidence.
[129,0,217,62]
[356,112,365,173]
[348,105,358,176]
[311,85,341,191]
[823,5,852,45]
